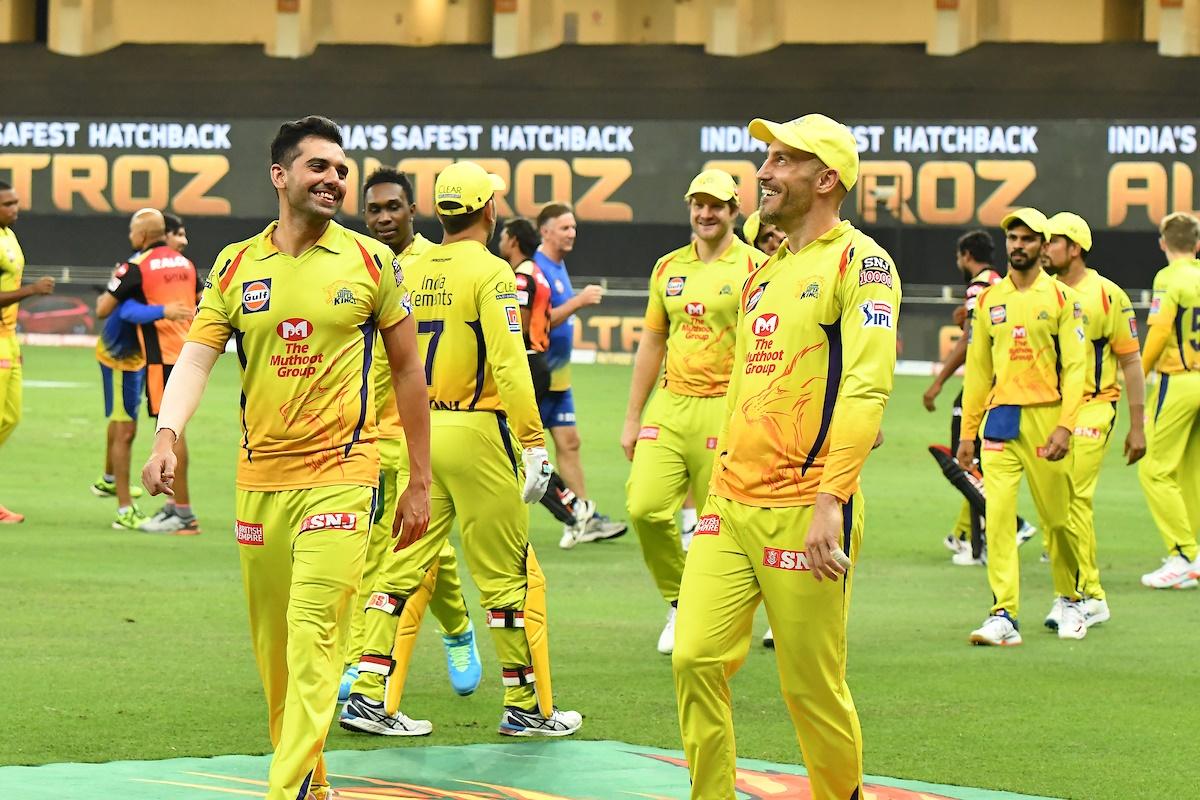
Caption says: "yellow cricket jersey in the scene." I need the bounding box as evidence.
[644,238,767,397]
[710,221,900,506]
[0,227,25,336]
[1147,258,1200,372]
[374,233,434,441]
[405,239,544,450]
[960,270,1087,441]
[1147,258,1200,374]
[188,220,412,491]
[1059,268,1139,403]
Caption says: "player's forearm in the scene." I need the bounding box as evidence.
[1119,351,1146,432]
[153,341,220,443]
[0,285,35,308]
[494,353,546,449]
[624,331,665,422]
[391,367,432,487]
[819,396,886,502]
[934,332,968,385]
[1141,324,1171,376]
[549,296,582,327]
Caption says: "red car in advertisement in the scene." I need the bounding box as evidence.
[17,295,95,334]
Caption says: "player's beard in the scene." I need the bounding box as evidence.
[1008,246,1041,272]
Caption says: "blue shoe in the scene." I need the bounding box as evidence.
[442,621,482,696]
[338,666,359,704]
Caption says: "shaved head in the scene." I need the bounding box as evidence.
[129,208,165,250]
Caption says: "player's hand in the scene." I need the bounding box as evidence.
[922,380,942,412]
[872,430,884,450]
[952,306,968,327]
[163,301,194,322]
[392,480,430,551]
[30,276,55,295]
[1124,425,1147,465]
[521,446,553,503]
[620,417,641,461]
[577,284,604,307]
[1041,426,1071,461]
[142,431,178,496]
[956,439,976,470]
[805,494,848,582]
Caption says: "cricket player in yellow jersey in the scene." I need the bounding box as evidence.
[958,207,1089,645]
[343,160,582,738]
[1138,212,1200,589]
[741,209,784,257]
[673,114,899,800]
[336,168,481,718]
[0,180,54,523]
[1041,211,1144,627]
[143,117,431,800]
[622,169,766,656]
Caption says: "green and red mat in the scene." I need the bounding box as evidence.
[0,740,1058,799]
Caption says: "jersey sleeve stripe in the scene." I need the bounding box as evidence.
[217,245,251,293]
[354,241,382,284]
[836,242,853,277]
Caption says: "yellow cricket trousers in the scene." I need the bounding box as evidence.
[673,493,865,800]
[0,335,21,446]
[980,403,1084,620]
[626,390,726,604]
[236,483,374,800]
[1138,371,1200,560]
[1069,401,1116,600]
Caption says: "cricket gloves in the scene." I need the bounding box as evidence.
[521,447,554,503]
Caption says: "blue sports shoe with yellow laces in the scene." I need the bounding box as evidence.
[442,620,482,696]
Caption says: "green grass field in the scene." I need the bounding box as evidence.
[1,345,1192,799]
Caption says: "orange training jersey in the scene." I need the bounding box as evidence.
[106,243,200,364]
[644,238,767,397]
[960,270,1087,441]
[1147,258,1200,374]
[0,226,25,337]
[1060,268,1139,403]
[407,239,544,450]
[374,233,433,441]
[188,220,412,491]
[710,221,901,506]
[514,259,552,354]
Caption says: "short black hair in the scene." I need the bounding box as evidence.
[270,115,342,167]
[0,180,11,192]
[957,229,994,263]
[163,212,184,234]
[536,202,573,229]
[363,168,415,204]
[503,217,539,259]
[439,207,486,236]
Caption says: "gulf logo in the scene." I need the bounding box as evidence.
[665,276,686,296]
[242,278,272,314]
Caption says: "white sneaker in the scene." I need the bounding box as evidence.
[1043,597,1066,631]
[1039,551,1050,563]
[762,626,774,649]
[138,507,186,533]
[1017,520,1038,546]
[952,548,985,566]
[498,705,583,737]
[657,607,676,655]
[1080,597,1110,628]
[1141,555,1200,589]
[559,499,596,549]
[338,693,432,736]
[943,533,969,554]
[969,613,1022,646]
[1057,601,1087,640]
[681,522,696,553]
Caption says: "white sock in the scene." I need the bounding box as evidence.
[680,506,698,531]
[118,505,131,514]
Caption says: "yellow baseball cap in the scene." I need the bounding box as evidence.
[1046,212,1092,251]
[684,169,738,203]
[743,210,761,244]
[434,161,506,216]
[1000,207,1050,238]
[747,114,859,190]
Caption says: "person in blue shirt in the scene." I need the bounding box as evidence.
[533,202,627,549]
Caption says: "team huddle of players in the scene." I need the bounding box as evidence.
[924,207,1200,645]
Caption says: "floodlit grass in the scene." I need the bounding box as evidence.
[0,346,1190,798]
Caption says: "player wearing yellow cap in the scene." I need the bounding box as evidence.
[741,209,784,257]
[958,207,1089,645]
[336,167,481,717]
[621,169,767,656]
[341,160,582,738]
[672,114,899,800]
[1138,212,1200,589]
[142,116,431,800]
[0,180,54,523]
[1041,211,1144,627]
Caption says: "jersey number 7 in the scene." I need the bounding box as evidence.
[417,320,445,386]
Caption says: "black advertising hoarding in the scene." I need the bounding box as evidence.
[0,117,1197,230]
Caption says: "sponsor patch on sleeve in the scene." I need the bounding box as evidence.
[506,306,521,332]
[858,256,893,288]
[1129,316,1138,337]
[1150,295,1162,315]
[392,257,404,286]
[706,436,718,450]
[860,300,894,329]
